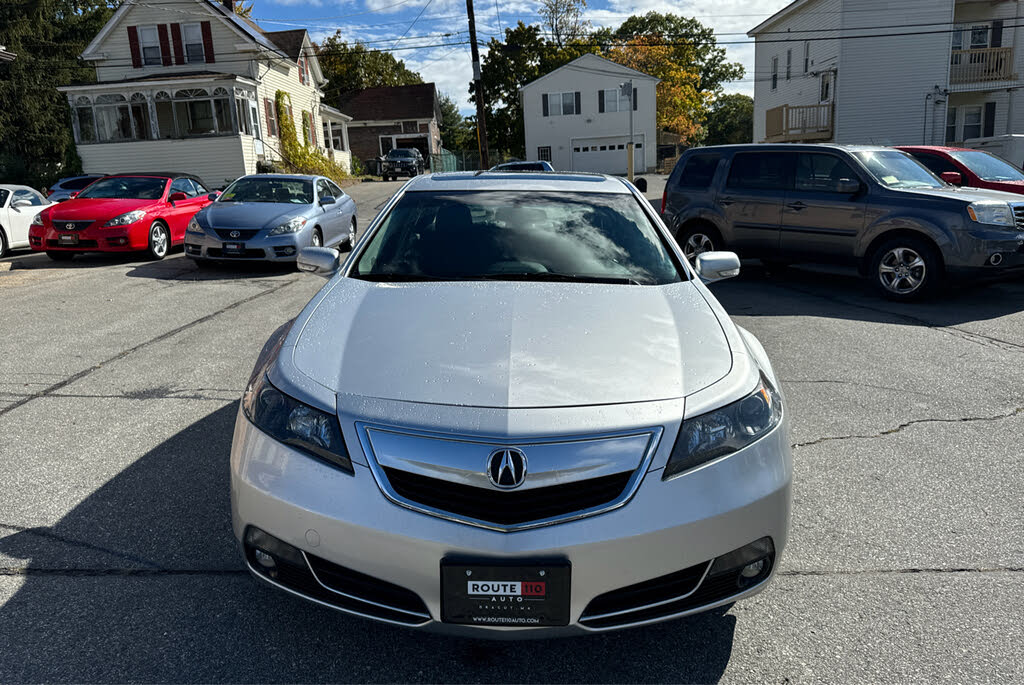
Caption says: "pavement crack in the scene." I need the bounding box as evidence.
[0,279,297,418]
[793,407,1024,447]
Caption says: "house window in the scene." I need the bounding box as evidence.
[962,105,983,140]
[74,96,97,143]
[182,23,204,63]
[538,146,552,161]
[946,107,957,143]
[152,87,233,138]
[970,24,990,49]
[601,87,630,112]
[820,72,832,101]
[803,41,810,73]
[544,91,579,116]
[236,98,252,135]
[771,57,778,91]
[93,94,133,142]
[786,49,792,80]
[402,120,418,133]
[129,92,150,139]
[138,26,161,66]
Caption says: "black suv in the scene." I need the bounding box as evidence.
[662,144,1024,299]
[382,148,425,181]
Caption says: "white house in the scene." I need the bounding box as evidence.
[749,0,1024,147]
[520,54,659,174]
[58,0,352,187]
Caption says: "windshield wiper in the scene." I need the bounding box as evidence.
[476,272,645,285]
[354,272,457,282]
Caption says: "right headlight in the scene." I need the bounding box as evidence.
[967,201,1016,228]
[187,217,205,234]
[241,373,353,474]
[664,375,783,479]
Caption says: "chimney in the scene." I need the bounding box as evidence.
[222,0,234,10]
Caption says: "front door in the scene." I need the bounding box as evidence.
[717,151,794,255]
[779,152,867,260]
[165,178,211,243]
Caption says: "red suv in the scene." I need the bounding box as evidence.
[896,146,1024,195]
[30,172,214,261]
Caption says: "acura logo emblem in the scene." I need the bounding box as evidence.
[487,448,527,489]
[229,230,240,238]
[65,223,74,230]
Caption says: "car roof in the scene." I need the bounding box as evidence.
[894,145,975,153]
[236,174,320,181]
[688,143,894,154]
[0,184,40,192]
[404,171,633,193]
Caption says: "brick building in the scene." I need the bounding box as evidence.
[339,83,442,166]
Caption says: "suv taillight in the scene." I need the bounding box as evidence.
[660,190,667,215]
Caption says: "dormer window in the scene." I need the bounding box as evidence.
[138,26,161,66]
[182,23,204,63]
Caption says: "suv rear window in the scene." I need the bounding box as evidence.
[63,177,100,190]
[726,152,793,190]
[677,154,720,189]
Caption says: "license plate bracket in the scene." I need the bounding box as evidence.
[58,234,79,246]
[222,241,244,254]
[441,560,571,626]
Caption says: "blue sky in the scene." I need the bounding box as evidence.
[249,0,793,114]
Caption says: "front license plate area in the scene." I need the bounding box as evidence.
[222,242,244,254]
[58,234,79,246]
[441,560,571,626]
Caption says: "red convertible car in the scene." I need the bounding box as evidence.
[30,172,214,261]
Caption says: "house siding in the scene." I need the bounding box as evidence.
[78,137,247,187]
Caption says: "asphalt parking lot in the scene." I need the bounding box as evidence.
[1,177,1022,683]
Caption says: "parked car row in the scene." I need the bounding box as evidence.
[19,172,356,265]
[661,143,1024,300]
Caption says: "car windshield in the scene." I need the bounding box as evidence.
[853,151,944,189]
[218,178,313,204]
[352,190,684,285]
[77,177,167,200]
[388,150,416,159]
[949,150,1024,182]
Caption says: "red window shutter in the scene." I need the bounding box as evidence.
[170,23,184,65]
[127,26,142,68]
[298,59,305,85]
[264,99,274,136]
[201,21,215,63]
[157,25,172,66]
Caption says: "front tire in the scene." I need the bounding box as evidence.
[678,224,722,263]
[347,218,357,249]
[868,236,942,301]
[311,228,323,248]
[146,221,170,260]
[46,251,75,261]
[0,228,8,258]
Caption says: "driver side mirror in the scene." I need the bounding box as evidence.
[695,251,741,284]
[207,192,220,202]
[940,171,963,186]
[633,177,648,193]
[69,192,79,199]
[297,246,340,278]
[167,191,188,204]
[11,199,32,209]
[319,195,336,206]
[834,178,862,195]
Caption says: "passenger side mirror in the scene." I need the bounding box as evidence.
[296,246,340,278]
[167,191,187,204]
[207,192,220,202]
[633,177,648,193]
[940,171,963,186]
[695,251,741,284]
[834,178,861,195]
[319,195,336,206]
[69,192,79,199]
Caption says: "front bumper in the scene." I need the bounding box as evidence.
[230,405,792,637]
[948,227,1024,274]
[184,229,303,262]
[29,221,149,252]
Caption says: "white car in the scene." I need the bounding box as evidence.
[0,185,55,257]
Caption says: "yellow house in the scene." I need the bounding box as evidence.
[58,0,352,187]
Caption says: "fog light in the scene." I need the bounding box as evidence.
[740,559,765,578]
[253,549,276,569]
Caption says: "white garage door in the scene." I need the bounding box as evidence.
[571,135,645,174]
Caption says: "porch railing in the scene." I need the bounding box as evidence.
[764,103,834,143]
[950,47,1013,83]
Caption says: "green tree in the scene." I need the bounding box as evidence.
[704,93,753,146]
[0,0,116,187]
[316,32,423,103]
[438,93,474,151]
[613,13,744,96]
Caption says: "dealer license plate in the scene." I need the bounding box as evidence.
[58,234,79,246]
[222,242,244,254]
[441,561,570,626]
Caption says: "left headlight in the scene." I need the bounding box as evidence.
[268,216,307,235]
[967,201,1016,228]
[241,373,353,474]
[664,375,783,479]
[103,210,146,227]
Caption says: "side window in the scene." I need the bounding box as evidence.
[317,179,333,200]
[190,179,208,195]
[0,189,9,207]
[13,189,43,206]
[726,152,793,191]
[169,178,193,196]
[677,154,720,189]
[328,180,345,198]
[911,153,959,178]
[795,154,860,192]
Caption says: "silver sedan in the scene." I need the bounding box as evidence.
[229,172,792,637]
[185,174,356,264]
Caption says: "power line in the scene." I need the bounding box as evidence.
[392,0,436,50]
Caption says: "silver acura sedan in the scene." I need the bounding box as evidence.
[230,172,792,637]
[185,174,356,265]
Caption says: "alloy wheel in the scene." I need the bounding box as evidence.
[878,246,926,295]
[684,233,714,262]
[311,231,322,248]
[150,223,168,257]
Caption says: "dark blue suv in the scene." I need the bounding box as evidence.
[661,144,1024,299]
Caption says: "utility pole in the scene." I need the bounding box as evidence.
[621,80,634,182]
[466,0,489,169]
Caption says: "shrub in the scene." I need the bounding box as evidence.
[274,91,350,183]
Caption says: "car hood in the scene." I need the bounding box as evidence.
[977,180,1024,195]
[904,186,1024,203]
[46,197,155,221]
[201,202,308,230]
[289,279,733,408]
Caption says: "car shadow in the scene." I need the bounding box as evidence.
[1,250,148,270]
[125,255,299,281]
[711,260,1024,329]
[0,403,737,683]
